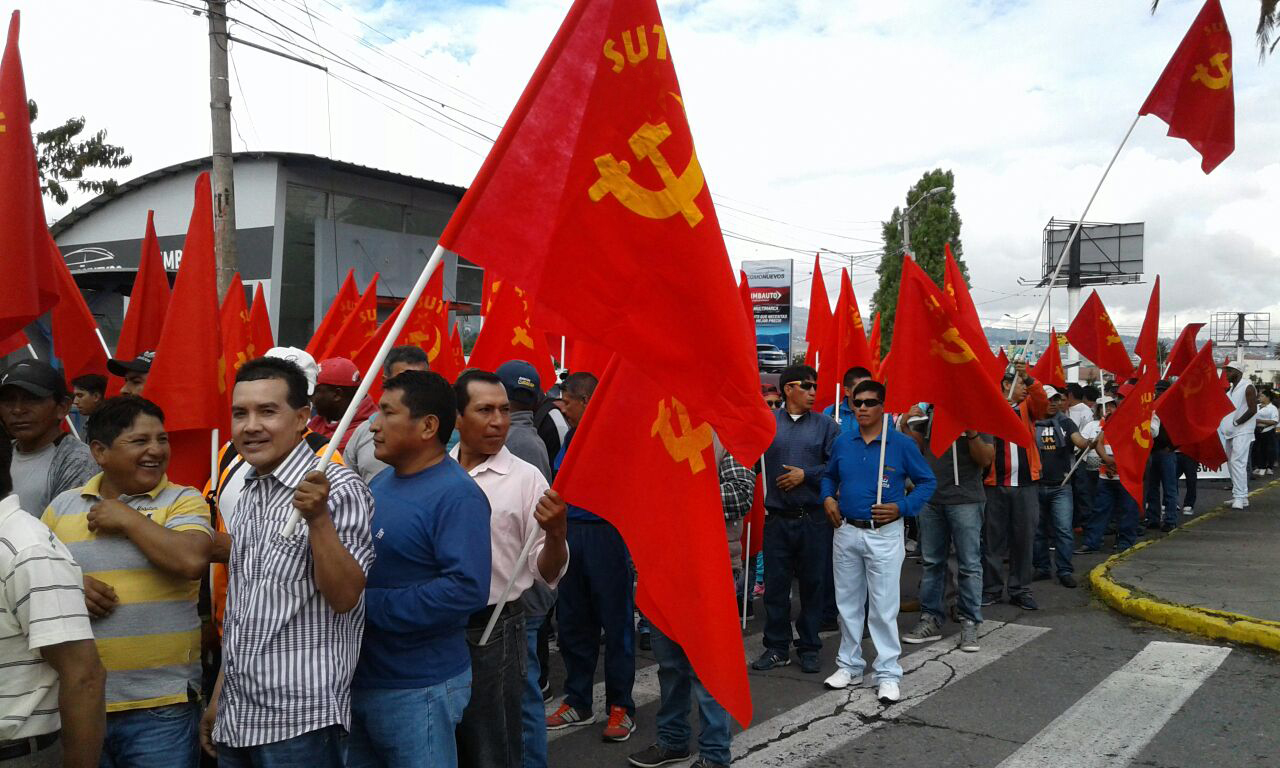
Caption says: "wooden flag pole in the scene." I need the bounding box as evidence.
[280,245,448,537]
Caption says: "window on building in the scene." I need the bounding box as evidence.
[280,184,328,346]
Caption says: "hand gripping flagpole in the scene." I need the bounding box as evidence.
[1060,430,1102,488]
[1007,114,1142,399]
[873,413,889,530]
[280,245,448,537]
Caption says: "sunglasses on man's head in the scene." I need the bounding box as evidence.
[787,381,817,391]
[852,398,882,408]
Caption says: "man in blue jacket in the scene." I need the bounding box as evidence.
[819,380,935,704]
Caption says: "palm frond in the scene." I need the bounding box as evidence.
[1259,0,1280,61]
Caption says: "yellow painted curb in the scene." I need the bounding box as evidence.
[1088,479,1280,653]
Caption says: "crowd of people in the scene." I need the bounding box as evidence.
[0,343,1265,768]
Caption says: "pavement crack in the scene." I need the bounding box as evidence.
[880,713,1025,746]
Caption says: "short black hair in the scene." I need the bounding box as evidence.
[383,370,455,447]
[852,379,886,401]
[383,345,430,377]
[71,374,107,397]
[0,427,11,498]
[454,370,503,412]
[86,395,165,448]
[779,365,817,390]
[842,366,872,388]
[1083,385,1101,401]
[1066,383,1085,399]
[563,372,598,401]
[235,357,310,410]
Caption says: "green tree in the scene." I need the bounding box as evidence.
[871,169,965,353]
[28,100,132,207]
[1151,1,1278,58]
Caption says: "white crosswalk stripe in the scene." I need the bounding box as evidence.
[994,641,1231,768]
[730,620,1050,766]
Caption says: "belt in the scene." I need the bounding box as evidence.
[0,731,59,762]
[766,505,822,520]
[846,518,877,529]
[468,599,525,630]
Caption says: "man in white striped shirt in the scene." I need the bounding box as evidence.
[200,357,375,766]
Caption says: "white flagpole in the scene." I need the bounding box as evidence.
[24,344,81,440]
[560,336,567,372]
[479,525,540,646]
[873,413,889,529]
[210,429,220,494]
[94,328,113,359]
[741,522,751,630]
[952,443,960,486]
[1007,114,1142,398]
[281,245,448,536]
[834,383,841,424]
[1060,431,1102,488]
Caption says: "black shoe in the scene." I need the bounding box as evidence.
[799,652,821,674]
[1073,546,1099,555]
[819,618,839,633]
[1058,573,1078,589]
[690,758,729,768]
[1146,520,1161,530]
[981,594,1000,606]
[639,632,651,651]
[1033,570,1051,582]
[1010,593,1039,610]
[1160,522,1175,533]
[628,744,691,768]
[752,649,791,671]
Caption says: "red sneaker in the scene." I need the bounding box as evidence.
[602,705,636,742]
[546,701,594,730]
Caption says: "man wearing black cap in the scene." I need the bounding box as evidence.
[107,351,155,396]
[497,361,552,480]
[0,361,98,516]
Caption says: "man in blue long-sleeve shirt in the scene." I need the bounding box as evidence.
[819,380,935,704]
[350,371,493,768]
[752,365,840,674]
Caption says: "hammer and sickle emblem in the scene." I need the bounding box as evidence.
[407,329,443,362]
[1181,371,1205,396]
[928,327,978,366]
[588,119,705,227]
[1133,420,1152,450]
[650,396,713,474]
[511,325,535,350]
[1191,52,1232,90]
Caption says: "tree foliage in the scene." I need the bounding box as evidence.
[871,169,965,353]
[1152,0,1279,59]
[28,100,132,207]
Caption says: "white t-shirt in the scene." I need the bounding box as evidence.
[1068,402,1094,430]
[1081,421,1105,471]
[1257,403,1278,433]
[12,442,55,516]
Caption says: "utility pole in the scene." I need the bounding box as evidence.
[208,0,238,299]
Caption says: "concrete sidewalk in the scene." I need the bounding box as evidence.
[1089,481,1280,653]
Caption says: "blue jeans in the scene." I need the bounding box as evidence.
[1034,485,1075,576]
[762,511,830,655]
[559,521,635,715]
[651,625,732,766]
[1084,478,1140,552]
[218,725,346,768]
[100,701,199,768]
[1145,450,1179,526]
[347,670,472,768]
[522,614,547,768]
[918,502,984,625]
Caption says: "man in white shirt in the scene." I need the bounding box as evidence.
[1064,384,1094,430]
[1219,363,1258,509]
[451,370,569,768]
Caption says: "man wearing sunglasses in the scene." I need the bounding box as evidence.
[751,366,840,674]
[819,380,935,703]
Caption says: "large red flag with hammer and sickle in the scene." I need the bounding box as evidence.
[438,0,772,465]
[883,257,1033,456]
[1066,290,1135,379]
[1155,340,1233,460]
[1105,365,1159,504]
[219,273,254,406]
[942,243,1002,381]
[1140,0,1234,173]
[468,279,556,388]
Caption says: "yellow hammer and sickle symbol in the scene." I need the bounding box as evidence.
[1192,52,1232,90]
[216,357,228,394]
[511,325,535,350]
[651,397,714,474]
[928,327,978,365]
[588,118,705,227]
[1133,420,1152,450]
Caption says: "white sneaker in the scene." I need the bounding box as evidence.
[1183,506,1194,516]
[877,681,900,704]
[1231,500,1245,510]
[823,669,853,690]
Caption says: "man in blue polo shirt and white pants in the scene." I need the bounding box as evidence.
[819,379,935,704]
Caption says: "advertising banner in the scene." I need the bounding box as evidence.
[743,259,793,362]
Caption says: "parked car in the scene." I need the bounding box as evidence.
[757,344,788,371]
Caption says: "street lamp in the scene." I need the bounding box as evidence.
[1003,313,1028,347]
[902,186,947,255]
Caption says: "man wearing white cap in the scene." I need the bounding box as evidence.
[1220,362,1257,509]
[1031,387,1087,589]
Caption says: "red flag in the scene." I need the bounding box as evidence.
[882,257,1033,456]
[144,172,224,487]
[738,471,765,561]
[1105,365,1159,504]
[220,273,254,398]
[0,13,59,340]
[1030,329,1067,390]
[564,336,614,378]
[1066,290,1134,378]
[1139,0,1234,173]
[1164,322,1205,378]
[448,326,467,377]
[995,347,1010,378]
[306,268,358,358]
[468,281,556,387]
[815,271,873,412]
[868,312,882,377]
[942,244,1001,379]
[738,270,754,331]
[1179,430,1229,471]
[1135,277,1161,369]
[0,330,27,358]
[48,236,108,383]
[556,357,751,726]
[437,0,771,465]
[112,210,171,394]
[804,253,832,368]
[321,274,380,361]
[1155,341,1233,450]
[249,283,274,354]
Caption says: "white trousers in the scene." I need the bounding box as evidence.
[832,519,905,683]
[1224,431,1254,503]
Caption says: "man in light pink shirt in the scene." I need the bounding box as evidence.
[450,370,569,768]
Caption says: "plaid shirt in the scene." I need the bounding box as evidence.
[719,454,755,520]
[214,440,375,748]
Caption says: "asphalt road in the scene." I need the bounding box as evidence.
[546,478,1280,768]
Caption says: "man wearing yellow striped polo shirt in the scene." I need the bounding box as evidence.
[42,395,213,768]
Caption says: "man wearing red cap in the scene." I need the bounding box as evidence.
[309,358,378,454]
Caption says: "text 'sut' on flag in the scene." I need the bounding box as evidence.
[555,358,752,726]
[1140,0,1234,173]
[0,12,59,340]
[1066,290,1134,379]
[437,0,772,464]
[307,268,358,358]
[1105,365,1159,505]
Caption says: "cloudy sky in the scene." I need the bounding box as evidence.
[14,0,1279,342]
